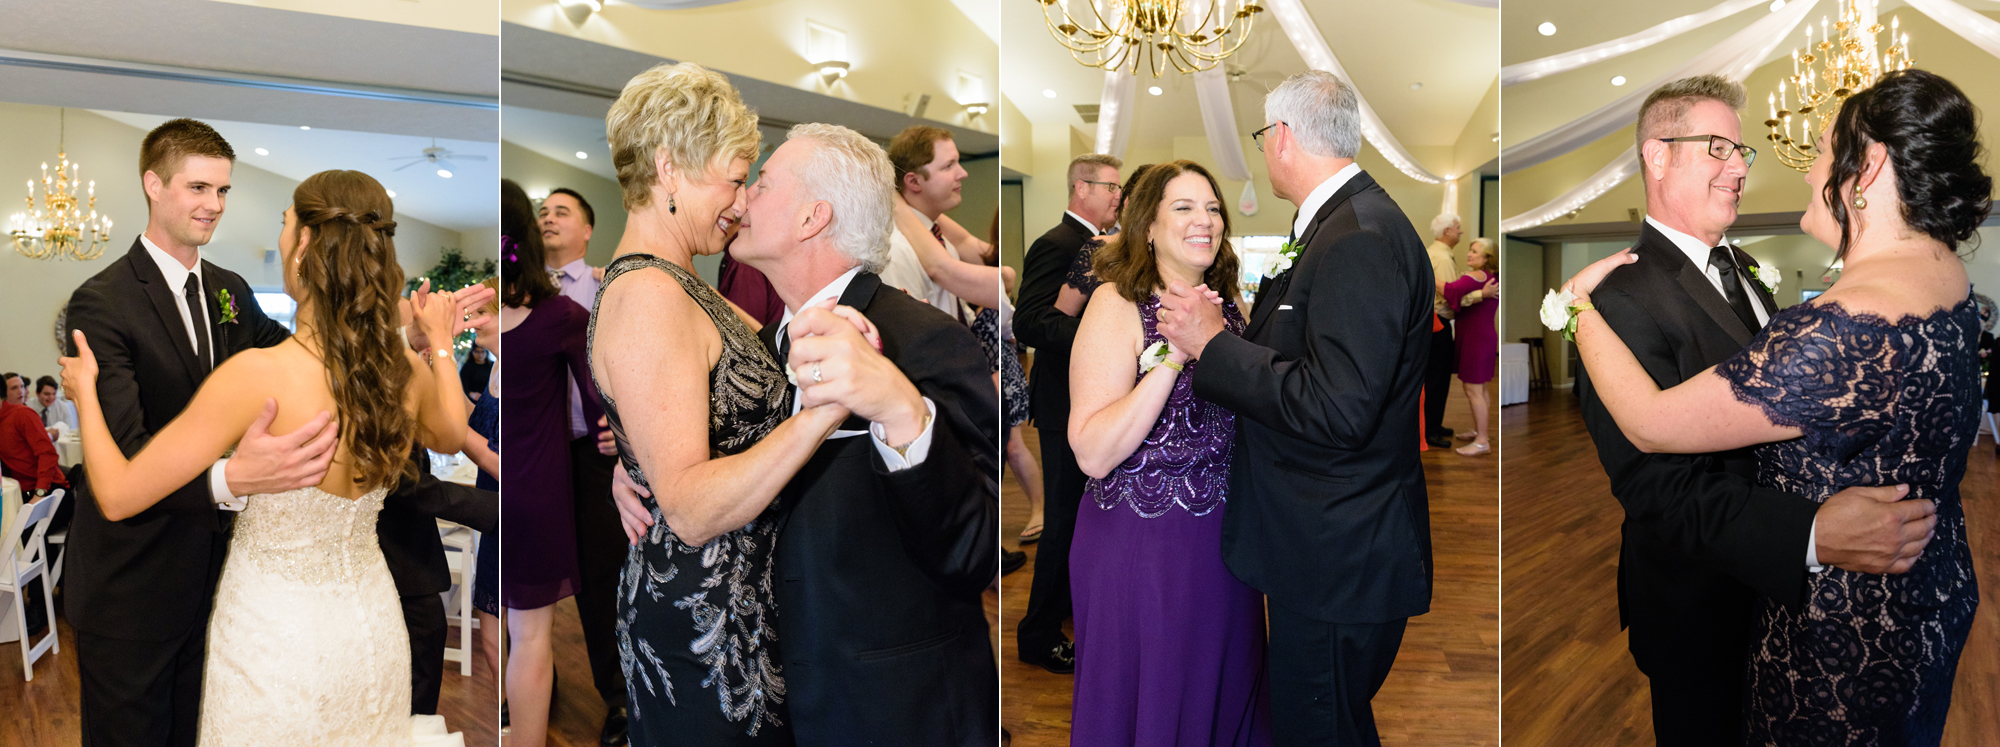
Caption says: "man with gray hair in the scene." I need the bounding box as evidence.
[1011,151,1123,674]
[616,122,999,745]
[1423,212,1463,447]
[1158,69,1433,746]
[1572,73,1932,745]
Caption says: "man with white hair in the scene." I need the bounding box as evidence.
[1159,70,1433,746]
[1423,213,1463,447]
[617,123,999,745]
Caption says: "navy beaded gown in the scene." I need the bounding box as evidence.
[1716,297,1981,747]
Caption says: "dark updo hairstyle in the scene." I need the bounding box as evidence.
[1822,68,1991,260]
[289,169,413,492]
[1092,160,1241,305]
[501,179,560,308]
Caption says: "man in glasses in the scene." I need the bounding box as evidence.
[1012,152,1122,675]
[1573,74,1929,745]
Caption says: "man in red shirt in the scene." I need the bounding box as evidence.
[0,398,67,499]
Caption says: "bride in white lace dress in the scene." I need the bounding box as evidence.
[61,170,476,746]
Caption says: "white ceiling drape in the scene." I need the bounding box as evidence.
[1264,0,1445,183]
[1502,0,1770,86]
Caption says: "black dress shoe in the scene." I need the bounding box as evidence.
[1425,434,1453,448]
[1437,426,1455,439]
[1019,639,1076,674]
[600,705,629,746]
[1001,550,1027,575]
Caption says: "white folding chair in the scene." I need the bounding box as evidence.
[437,522,479,676]
[2,489,64,681]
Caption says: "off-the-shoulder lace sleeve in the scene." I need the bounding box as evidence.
[1716,303,1913,461]
[1065,239,1103,297]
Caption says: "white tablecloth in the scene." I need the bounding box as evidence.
[1500,343,1530,406]
[0,477,18,644]
[56,435,81,470]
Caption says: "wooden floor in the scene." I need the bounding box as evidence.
[1500,389,2000,746]
[1000,376,1501,746]
[0,597,499,746]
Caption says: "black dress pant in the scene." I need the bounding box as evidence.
[1015,419,1086,653]
[402,592,448,715]
[570,436,628,708]
[1423,322,1455,433]
[1265,603,1408,747]
[77,625,208,747]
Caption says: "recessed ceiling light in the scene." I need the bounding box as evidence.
[1538,22,1557,36]
[1409,82,1423,91]
[1611,75,1627,86]
[1732,238,1742,244]
[299,126,311,130]
[1148,86,1162,96]
[576,151,588,159]
[1042,89,1057,99]
[1769,0,1786,11]
[386,189,397,198]
[254,148,269,156]
[437,169,453,179]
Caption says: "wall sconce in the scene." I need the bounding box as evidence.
[963,102,989,116]
[557,0,600,27]
[818,60,850,82]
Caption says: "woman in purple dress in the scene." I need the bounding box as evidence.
[1067,160,1270,746]
[1444,238,1498,456]
[499,178,602,747]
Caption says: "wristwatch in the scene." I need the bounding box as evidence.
[32,488,48,499]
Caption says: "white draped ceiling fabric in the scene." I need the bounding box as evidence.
[1091,0,1452,185]
[1503,0,2000,232]
[1501,0,1770,86]
[1500,0,1819,231]
[619,0,743,8]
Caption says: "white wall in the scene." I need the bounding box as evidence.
[1,103,467,377]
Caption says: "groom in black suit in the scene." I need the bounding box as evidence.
[63,119,337,747]
[613,123,998,746]
[1567,76,1933,746]
[1160,71,1432,746]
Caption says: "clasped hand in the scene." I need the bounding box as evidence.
[1155,280,1227,360]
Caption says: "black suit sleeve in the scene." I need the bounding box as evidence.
[65,284,219,524]
[1198,227,1419,449]
[1014,232,1081,353]
[873,307,998,596]
[1580,285,1818,608]
[389,473,497,535]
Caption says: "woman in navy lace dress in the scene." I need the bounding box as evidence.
[1067,160,1269,745]
[1563,70,1990,745]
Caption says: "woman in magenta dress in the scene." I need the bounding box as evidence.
[1067,160,1269,746]
[1444,237,1497,456]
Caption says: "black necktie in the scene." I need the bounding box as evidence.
[775,324,790,369]
[183,274,213,371]
[1708,246,1761,332]
[929,222,945,246]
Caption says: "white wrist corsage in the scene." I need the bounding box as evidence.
[1263,240,1301,277]
[1539,287,1594,342]
[1138,340,1182,374]
[1755,265,1781,294]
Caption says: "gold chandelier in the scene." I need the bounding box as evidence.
[1764,0,1912,172]
[10,109,114,261]
[1039,0,1264,77]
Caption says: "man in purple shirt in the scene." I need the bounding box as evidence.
[538,187,629,746]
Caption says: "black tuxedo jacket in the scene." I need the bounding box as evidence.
[1015,213,1097,429]
[379,450,497,598]
[62,239,290,640]
[1574,222,1818,672]
[1194,171,1434,624]
[758,271,999,747]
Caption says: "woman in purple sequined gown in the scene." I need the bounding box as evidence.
[1564,71,1989,745]
[1067,161,1270,746]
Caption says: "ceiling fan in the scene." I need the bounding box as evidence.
[389,138,487,174]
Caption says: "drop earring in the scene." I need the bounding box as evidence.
[1852,186,1867,210]
[669,195,677,214]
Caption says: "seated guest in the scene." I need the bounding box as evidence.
[2,372,23,406]
[0,391,67,499]
[37,376,80,432]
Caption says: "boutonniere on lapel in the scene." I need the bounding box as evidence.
[215,288,240,325]
[1264,240,1302,277]
[1754,264,1781,294]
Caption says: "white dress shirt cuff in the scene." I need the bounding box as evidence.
[870,398,937,472]
[210,458,247,512]
[1806,518,1824,572]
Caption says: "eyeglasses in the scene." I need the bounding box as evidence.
[1252,121,1286,152]
[1079,179,1121,194]
[1657,135,1757,167]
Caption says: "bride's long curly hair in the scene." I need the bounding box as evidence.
[290,170,416,491]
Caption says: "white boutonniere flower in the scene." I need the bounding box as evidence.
[1138,340,1173,374]
[1264,240,1302,278]
[1755,265,1781,294]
